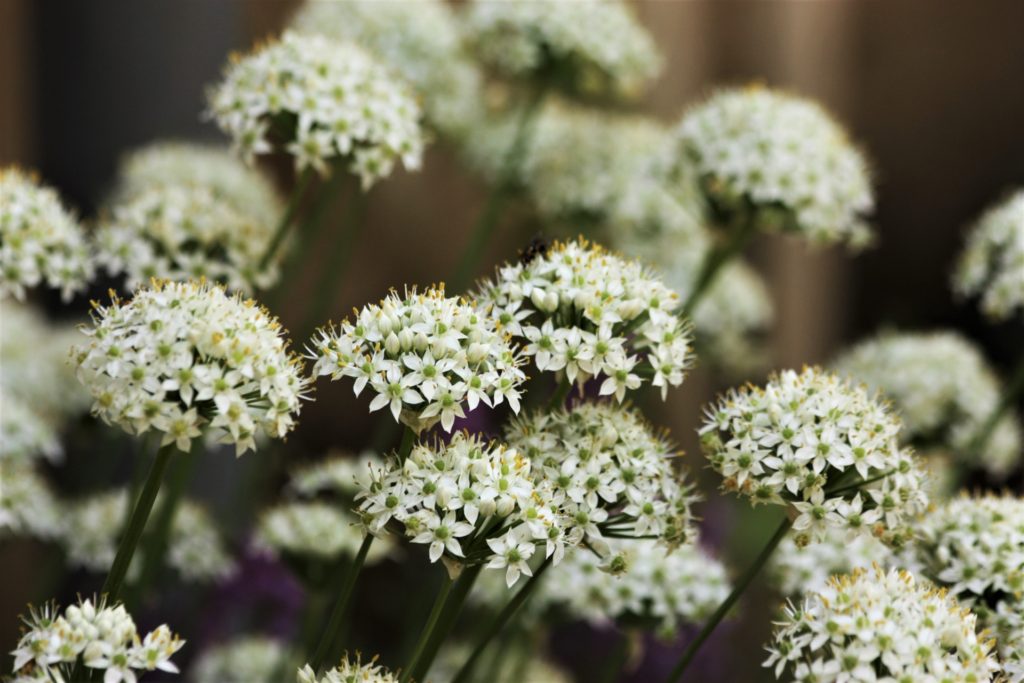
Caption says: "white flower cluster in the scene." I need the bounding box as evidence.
[465,0,662,101]
[674,87,874,248]
[256,501,388,564]
[290,0,484,137]
[309,285,525,433]
[536,539,730,637]
[357,432,561,586]
[0,168,93,301]
[206,31,424,187]
[701,367,929,548]
[505,402,696,553]
[96,142,285,294]
[0,388,62,464]
[954,189,1024,320]
[834,331,1022,477]
[73,280,310,455]
[915,494,1024,673]
[0,462,63,541]
[287,450,382,498]
[192,637,290,683]
[477,239,692,401]
[11,598,184,683]
[298,653,397,683]
[770,525,895,597]
[764,567,999,682]
[63,489,235,583]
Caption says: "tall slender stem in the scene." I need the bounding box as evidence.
[260,166,315,272]
[451,556,554,683]
[399,575,455,683]
[101,442,176,602]
[596,630,632,683]
[451,85,548,292]
[966,349,1024,459]
[664,516,792,683]
[406,562,484,683]
[548,377,572,412]
[680,212,758,319]
[308,533,375,672]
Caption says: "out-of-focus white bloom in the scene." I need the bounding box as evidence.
[63,489,235,583]
[290,0,484,137]
[465,0,661,101]
[73,280,311,455]
[769,525,895,597]
[193,637,291,683]
[764,567,999,681]
[915,494,1024,675]
[477,239,692,401]
[11,597,184,683]
[308,285,526,433]
[701,367,929,548]
[0,168,93,301]
[674,87,874,248]
[297,653,397,683]
[287,450,383,498]
[954,190,1024,321]
[0,462,63,540]
[256,501,389,565]
[206,31,424,188]
[96,143,286,293]
[0,388,62,464]
[834,330,1022,477]
[506,402,696,554]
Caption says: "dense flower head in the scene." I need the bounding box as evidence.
[505,402,697,554]
[476,239,692,401]
[256,501,388,565]
[0,463,63,541]
[674,87,874,248]
[0,168,93,302]
[288,450,382,498]
[770,525,895,597]
[206,31,424,187]
[308,285,526,433]
[63,489,235,583]
[0,388,62,464]
[193,637,290,683]
[96,142,286,293]
[765,567,998,682]
[465,0,661,101]
[834,331,1022,477]
[11,597,184,683]
[536,538,730,637]
[356,431,564,586]
[700,367,929,548]
[298,653,397,683]
[290,0,484,137]
[915,494,1024,672]
[73,280,310,455]
[954,189,1024,321]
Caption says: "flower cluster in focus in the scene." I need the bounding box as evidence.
[298,652,397,683]
[954,189,1024,321]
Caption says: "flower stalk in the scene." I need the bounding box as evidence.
[680,212,757,318]
[259,166,315,272]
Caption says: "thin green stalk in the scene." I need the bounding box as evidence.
[406,563,484,683]
[450,556,554,683]
[966,350,1024,459]
[399,575,455,683]
[308,533,375,672]
[259,166,315,272]
[101,442,176,602]
[548,377,572,412]
[451,86,548,292]
[680,212,758,319]
[664,516,792,683]
[596,630,632,683]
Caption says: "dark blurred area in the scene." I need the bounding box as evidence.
[3,1,1024,681]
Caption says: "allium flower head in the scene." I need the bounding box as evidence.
[63,489,235,583]
[477,239,692,401]
[96,142,286,293]
[287,450,382,498]
[356,432,562,586]
[505,402,697,554]
[674,87,874,248]
[73,280,311,455]
[0,167,93,301]
[193,637,290,683]
[0,462,63,541]
[290,0,484,136]
[765,567,999,682]
[954,189,1024,320]
[11,597,184,683]
[835,331,1022,477]
[701,367,929,548]
[298,653,397,683]
[206,31,424,187]
[915,494,1024,673]
[770,525,895,597]
[0,388,62,464]
[465,0,662,101]
[256,501,388,565]
[308,285,525,433]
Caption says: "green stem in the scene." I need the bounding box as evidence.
[451,86,548,293]
[548,377,572,412]
[450,556,554,683]
[101,442,176,602]
[399,575,455,683]
[596,630,632,683]
[308,533,375,672]
[259,166,315,272]
[407,563,484,683]
[664,516,792,683]
[966,350,1024,459]
[679,212,757,319]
